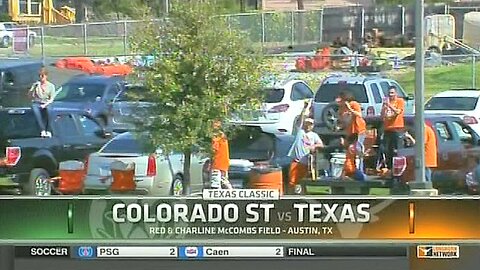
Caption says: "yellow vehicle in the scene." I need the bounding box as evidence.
[8,0,75,25]
[424,14,455,53]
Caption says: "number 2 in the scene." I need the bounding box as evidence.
[170,248,175,255]
[275,248,281,255]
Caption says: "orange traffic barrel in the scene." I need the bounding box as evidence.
[110,161,136,193]
[248,165,283,194]
[57,160,85,194]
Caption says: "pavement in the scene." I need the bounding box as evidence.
[44,58,84,87]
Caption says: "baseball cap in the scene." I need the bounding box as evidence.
[304,118,314,124]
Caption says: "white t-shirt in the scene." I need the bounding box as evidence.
[288,130,322,165]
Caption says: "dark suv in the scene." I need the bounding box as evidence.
[51,75,126,126]
[0,60,42,107]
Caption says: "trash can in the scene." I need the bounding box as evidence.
[248,165,283,195]
[329,153,360,178]
[110,161,136,193]
[57,160,85,195]
[330,153,346,178]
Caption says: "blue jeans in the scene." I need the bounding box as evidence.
[425,167,432,182]
[32,102,48,131]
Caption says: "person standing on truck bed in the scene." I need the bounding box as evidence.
[287,101,324,194]
[381,85,405,171]
[29,67,56,138]
[337,91,367,172]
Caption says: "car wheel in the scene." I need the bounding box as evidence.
[1,36,9,48]
[25,168,52,196]
[321,102,341,131]
[170,175,189,196]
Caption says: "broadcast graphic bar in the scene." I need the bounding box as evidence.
[202,246,284,257]
[96,246,177,258]
[2,198,480,242]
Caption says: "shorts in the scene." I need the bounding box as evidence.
[210,169,231,189]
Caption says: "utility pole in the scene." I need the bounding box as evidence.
[410,0,437,196]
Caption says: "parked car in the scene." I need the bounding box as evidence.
[0,60,43,107]
[231,79,314,135]
[110,83,154,133]
[0,107,112,195]
[362,114,480,194]
[51,75,126,126]
[202,124,296,190]
[83,132,207,196]
[425,89,480,135]
[312,73,414,145]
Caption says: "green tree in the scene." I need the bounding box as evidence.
[130,1,267,191]
[92,0,147,19]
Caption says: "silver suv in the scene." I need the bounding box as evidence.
[312,73,414,144]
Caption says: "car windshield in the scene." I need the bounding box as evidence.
[425,96,479,111]
[54,83,106,102]
[100,134,152,154]
[315,83,368,103]
[264,88,284,103]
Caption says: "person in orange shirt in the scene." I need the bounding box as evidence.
[338,91,367,172]
[407,124,438,182]
[211,119,232,189]
[341,135,366,181]
[408,124,438,182]
[381,86,405,170]
[424,124,438,182]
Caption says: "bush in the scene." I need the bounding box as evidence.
[0,13,11,22]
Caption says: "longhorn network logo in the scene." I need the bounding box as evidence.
[417,245,459,259]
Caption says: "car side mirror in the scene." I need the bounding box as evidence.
[406,94,414,100]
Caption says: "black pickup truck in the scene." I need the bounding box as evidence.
[0,107,112,195]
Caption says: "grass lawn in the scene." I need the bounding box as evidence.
[307,186,391,195]
[390,62,480,97]
[274,60,480,97]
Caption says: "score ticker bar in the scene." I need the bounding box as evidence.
[15,246,407,259]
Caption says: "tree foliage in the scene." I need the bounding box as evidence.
[375,0,455,5]
[130,1,267,183]
[91,0,148,19]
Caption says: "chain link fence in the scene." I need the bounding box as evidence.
[0,3,480,59]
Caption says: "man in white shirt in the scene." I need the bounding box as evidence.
[287,115,324,194]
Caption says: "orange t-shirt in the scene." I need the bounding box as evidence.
[347,101,366,135]
[383,97,405,131]
[425,124,437,168]
[340,102,366,135]
[212,132,230,171]
[343,144,357,176]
